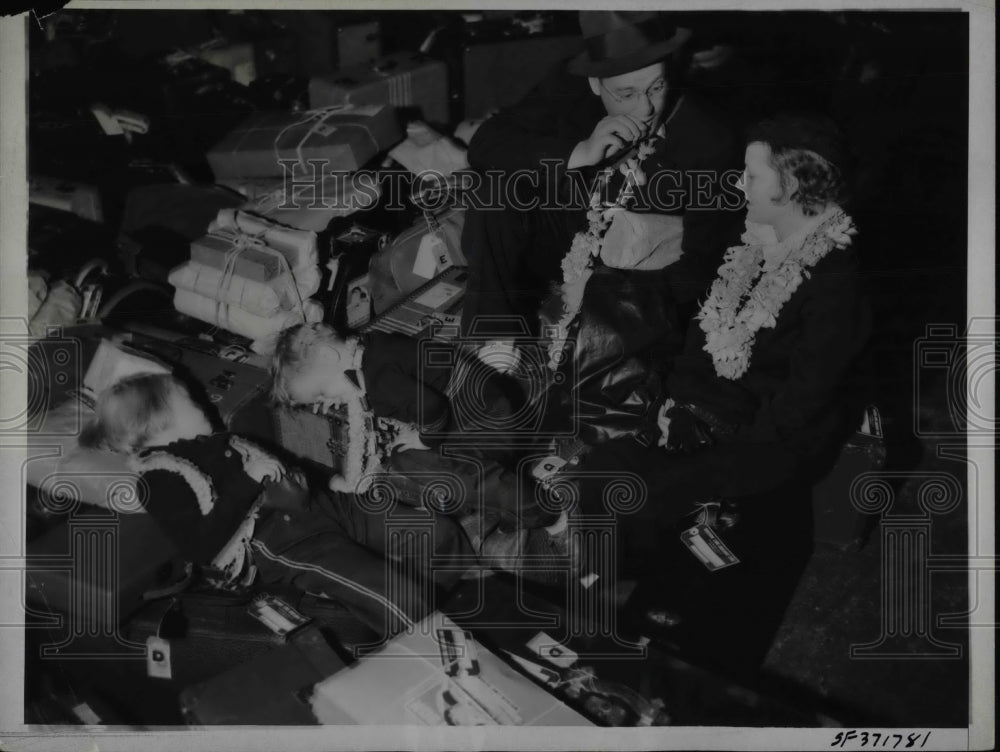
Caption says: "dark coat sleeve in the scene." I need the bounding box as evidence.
[138,436,263,564]
[735,250,872,451]
[467,62,600,195]
[140,478,253,565]
[363,333,451,448]
[658,248,871,505]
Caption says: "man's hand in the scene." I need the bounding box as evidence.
[568,113,650,169]
[657,400,714,454]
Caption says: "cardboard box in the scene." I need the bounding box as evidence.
[309,52,450,127]
[310,612,593,725]
[206,105,402,181]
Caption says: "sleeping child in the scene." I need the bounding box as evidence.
[79,371,474,640]
[268,323,573,567]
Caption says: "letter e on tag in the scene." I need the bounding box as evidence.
[413,233,446,279]
[146,636,173,680]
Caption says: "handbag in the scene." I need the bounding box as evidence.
[546,264,683,445]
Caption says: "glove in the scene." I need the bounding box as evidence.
[656,399,714,454]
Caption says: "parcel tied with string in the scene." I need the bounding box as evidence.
[171,209,324,352]
[191,209,321,290]
[205,104,403,181]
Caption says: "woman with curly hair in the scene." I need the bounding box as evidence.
[568,113,873,669]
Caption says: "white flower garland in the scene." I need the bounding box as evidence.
[696,205,857,380]
[328,390,381,494]
[546,132,664,370]
[325,340,416,495]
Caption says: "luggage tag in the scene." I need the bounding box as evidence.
[146,598,184,680]
[248,593,311,637]
[531,455,567,484]
[527,632,579,669]
[680,503,740,572]
[437,626,481,677]
[146,636,173,680]
[78,283,103,321]
[413,232,447,279]
[71,702,103,725]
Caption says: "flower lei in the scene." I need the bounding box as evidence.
[326,339,414,494]
[328,390,380,494]
[697,205,857,380]
[546,134,662,370]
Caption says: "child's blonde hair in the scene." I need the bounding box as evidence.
[79,372,191,455]
[269,322,347,405]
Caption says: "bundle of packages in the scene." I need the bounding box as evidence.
[169,209,323,353]
[207,103,400,230]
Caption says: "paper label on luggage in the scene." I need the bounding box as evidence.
[436,627,481,677]
[146,636,173,680]
[680,524,740,571]
[413,233,444,279]
[249,593,311,636]
[531,456,567,482]
[527,632,579,668]
[72,702,102,725]
[413,281,463,310]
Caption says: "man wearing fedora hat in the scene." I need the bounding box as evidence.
[459,10,742,348]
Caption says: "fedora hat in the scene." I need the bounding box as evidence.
[567,11,692,78]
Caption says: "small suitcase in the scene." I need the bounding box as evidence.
[179,623,345,725]
[120,332,275,440]
[367,207,467,316]
[309,51,450,127]
[272,404,348,474]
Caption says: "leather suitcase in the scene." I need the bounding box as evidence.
[367,207,467,316]
[309,51,450,127]
[336,21,382,68]
[179,623,345,725]
[461,36,583,120]
[26,509,182,633]
[118,332,275,442]
[25,589,291,726]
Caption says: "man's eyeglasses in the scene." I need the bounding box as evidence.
[600,78,668,106]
